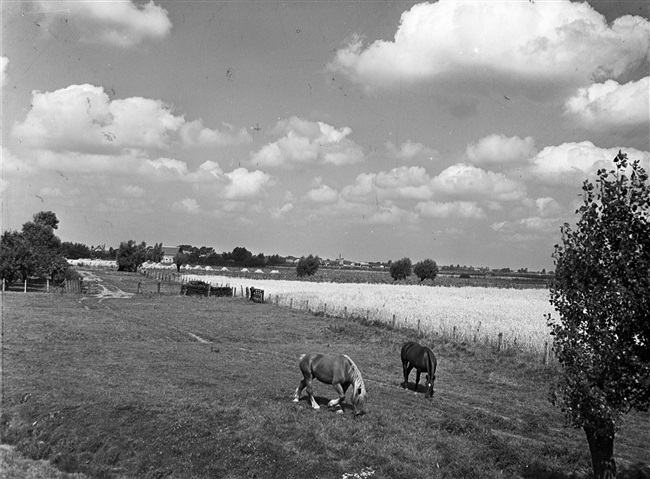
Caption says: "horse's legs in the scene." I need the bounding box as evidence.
[305,377,320,409]
[328,383,347,407]
[402,362,412,389]
[414,369,421,391]
[293,378,307,402]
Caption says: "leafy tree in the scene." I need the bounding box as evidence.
[231,246,253,265]
[116,240,147,272]
[146,243,164,263]
[21,212,66,281]
[547,152,650,479]
[61,242,92,259]
[296,255,320,277]
[0,230,31,283]
[413,259,439,282]
[267,254,286,266]
[0,211,69,283]
[32,211,59,229]
[390,257,412,281]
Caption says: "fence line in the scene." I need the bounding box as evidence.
[148,271,555,365]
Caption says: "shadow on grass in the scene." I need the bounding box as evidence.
[401,381,433,396]
[293,395,358,415]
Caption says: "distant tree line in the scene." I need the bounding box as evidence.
[174,245,286,269]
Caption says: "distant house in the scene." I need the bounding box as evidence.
[285,256,300,264]
[161,246,180,263]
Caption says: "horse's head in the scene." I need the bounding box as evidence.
[424,375,435,398]
[352,385,367,417]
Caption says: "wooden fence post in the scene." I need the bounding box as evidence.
[157,282,161,294]
[344,306,348,319]
[497,332,503,351]
[137,282,141,294]
[2,278,5,292]
[290,298,293,309]
[207,284,211,297]
[543,341,549,365]
[24,280,27,293]
[418,319,421,335]
[392,314,396,328]
[452,326,456,340]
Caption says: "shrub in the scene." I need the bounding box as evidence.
[390,257,412,281]
[296,255,320,277]
[414,259,439,282]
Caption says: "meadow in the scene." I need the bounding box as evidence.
[2,270,649,479]
[183,273,553,354]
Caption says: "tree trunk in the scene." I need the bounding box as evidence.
[584,426,617,479]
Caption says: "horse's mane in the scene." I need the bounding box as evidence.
[343,354,367,409]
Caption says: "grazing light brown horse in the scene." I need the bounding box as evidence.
[293,353,367,416]
[401,341,437,398]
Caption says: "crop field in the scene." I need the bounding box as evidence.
[184,274,553,355]
[2,270,649,479]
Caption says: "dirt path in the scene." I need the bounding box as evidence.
[77,270,133,302]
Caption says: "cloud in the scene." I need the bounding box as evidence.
[121,185,145,198]
[342,166,433,204]
[330,1,650,92]
[563,77,650,128]
[466,134,537,167]
[386,140,439,161]
[1,56,8,87]
[431,164,527,202]
[223,168,274,200]
[34,0,172,48]
[416,201,486,219]
[172,198,201,215]
[250,116,364,168]
[270,203,294,219]
[307,184,339,204]
[526,141,650,185]
[180,120,252,147]
[12,84,251,155]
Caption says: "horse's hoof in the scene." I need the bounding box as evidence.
[336,409,344,414]
[312,405,320,410]
[292,398,299,403]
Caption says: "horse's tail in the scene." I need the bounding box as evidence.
[343,355,367,413]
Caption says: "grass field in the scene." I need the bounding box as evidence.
[1,270,649,479]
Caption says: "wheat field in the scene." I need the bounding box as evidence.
[184,274,554,353]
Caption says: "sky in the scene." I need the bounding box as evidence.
[1,0,649,271]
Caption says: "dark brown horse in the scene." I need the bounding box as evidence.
[293,353,367,416]
[401,341,437,398]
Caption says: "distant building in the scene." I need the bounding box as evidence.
[161,246,180,263]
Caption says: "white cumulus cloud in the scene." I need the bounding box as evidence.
[307,184,339,204]
[466,134,537,167]
[526,141,650,185]
[250,117,364,168]
[563,77,650,128]
[431,164,527,202]
[330,1,650,92]
[1,56,8,87]
[416,201,486,219]
[12,84,251,156]
[34,0,172,48]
